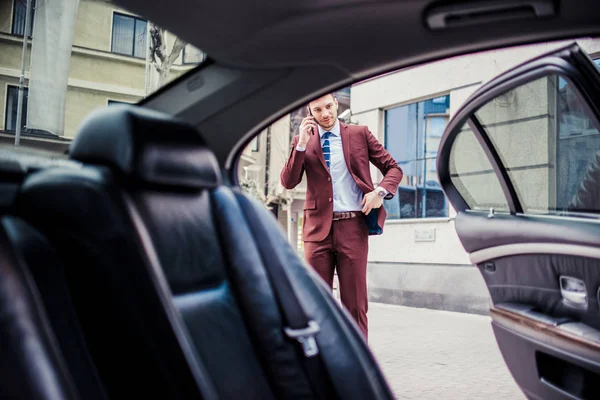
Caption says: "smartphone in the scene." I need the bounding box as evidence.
[306,106,314,135]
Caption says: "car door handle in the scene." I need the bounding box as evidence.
[562,290,586,306]
[560,276,588,309]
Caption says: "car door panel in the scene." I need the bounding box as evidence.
[438,43,600,399]
[476,249,600,321]
[468,218,600,399]
[492,317,600,400]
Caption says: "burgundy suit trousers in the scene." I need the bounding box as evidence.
[304,216,369,339]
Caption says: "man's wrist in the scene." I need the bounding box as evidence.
[296,144,307,151]
[375,186,388,197]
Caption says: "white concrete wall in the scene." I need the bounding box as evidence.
[353,38,600,266]
[369,218,471,264]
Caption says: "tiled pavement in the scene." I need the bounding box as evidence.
[367,302,526,399]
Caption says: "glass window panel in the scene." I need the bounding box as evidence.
[557,77,600,215]
[383,158,446,219]
[398,186,417,218]
[398,159,419,188]
[424,95,449,114]
[133,19,147,59]
[12,0,35,37]
[475,74,600,215]
[428,117,446,138]
[385,95,450,219]
[449,125,509,212]
[408,157,440,188]
[422,157,441,185]
[383,196,401,219]
[415,157,446,218]
[385,102,419,163]
[4,86,28,132]
[420,116,446,159]
[384,161,419,220]
[112,14,135,56]
[416,186,447,218]
[476,77,556,213]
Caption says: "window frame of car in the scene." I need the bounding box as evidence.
[437,44,600,221]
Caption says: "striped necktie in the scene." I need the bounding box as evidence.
[322,131,331,170]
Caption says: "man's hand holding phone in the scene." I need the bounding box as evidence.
[298,115,317,148]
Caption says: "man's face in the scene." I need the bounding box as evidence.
[308,94,339,130]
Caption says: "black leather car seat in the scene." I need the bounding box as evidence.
[0,154,109,400]
[0,216,79,400]
[15,162,217,398]
[3,215,110,400]
[15,105,394,400]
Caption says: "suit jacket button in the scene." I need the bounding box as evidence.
[328,198,332,202]
[327,177,331,182]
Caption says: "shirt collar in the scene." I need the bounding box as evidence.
[318,119,340,138]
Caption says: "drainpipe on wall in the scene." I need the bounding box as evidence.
[264,126,271,198]
[15,0,33,146]
[144,21,152,96]
[422,113,428,218]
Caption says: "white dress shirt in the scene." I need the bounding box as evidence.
[296,120,386,212]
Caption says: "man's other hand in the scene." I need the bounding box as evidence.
[361,191,383,215]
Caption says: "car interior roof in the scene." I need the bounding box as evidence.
[114,0,600,173]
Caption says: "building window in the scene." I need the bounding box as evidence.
[4,85,28,132]
[182,44,205,64]
[12,0,35,37]
[384,95,450,219]
[250,136,259,151]
[111,13,147,58]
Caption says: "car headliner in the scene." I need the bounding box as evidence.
[113,0,600,177]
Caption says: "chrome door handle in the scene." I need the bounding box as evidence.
[560,276,587,309]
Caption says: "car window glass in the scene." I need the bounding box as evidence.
[475,74,600,215]
[449,125,510,212]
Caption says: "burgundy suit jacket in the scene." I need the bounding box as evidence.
[280,122,403,242]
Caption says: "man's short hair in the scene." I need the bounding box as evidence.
[307,92,337,108]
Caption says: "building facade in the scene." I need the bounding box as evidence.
[0,0,201,151]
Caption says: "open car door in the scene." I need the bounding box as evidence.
[437,43,600,400]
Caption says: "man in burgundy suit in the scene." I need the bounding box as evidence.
[280,93,403,339]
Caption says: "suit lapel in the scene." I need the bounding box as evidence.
[308,129,329,172]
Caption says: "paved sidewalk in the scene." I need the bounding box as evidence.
[367,303,525,399]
